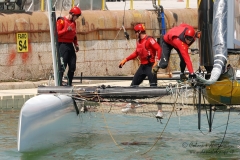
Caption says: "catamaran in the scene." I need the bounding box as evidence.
[17,0,240,152]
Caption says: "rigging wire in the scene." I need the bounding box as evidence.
[122,0,129,40]
[202,89,215,131]
[141,83,180,155]
[70,77,240,154]
[215,78,234,152]
[122,0,126,27]
[195,87,233,136]
[193,75,234,150]
[93,87,125,150]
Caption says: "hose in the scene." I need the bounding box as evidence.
[196,0,227,85]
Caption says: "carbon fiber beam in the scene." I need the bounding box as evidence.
[37,86,171,99]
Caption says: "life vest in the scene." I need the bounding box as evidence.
[164,26,185,42]
[57,17,77,43]
[164,24,195,46]
[136,36,155,64]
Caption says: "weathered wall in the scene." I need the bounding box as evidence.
[0,9,199,81]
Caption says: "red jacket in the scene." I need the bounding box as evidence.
[126,36,161,65]
[56,17,78,46]
[163,24,195,73]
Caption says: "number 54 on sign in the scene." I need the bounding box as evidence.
[17,33,28,52]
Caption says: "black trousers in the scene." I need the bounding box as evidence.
[58,42,76,86]
[131,63,157,87]
[158,40,186,73]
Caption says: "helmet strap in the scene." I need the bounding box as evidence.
[67,12,73,21]
[70,13,74,21]
[137,31,141,39]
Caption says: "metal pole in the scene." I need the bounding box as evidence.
[198,87,201,130]
[91,0,93,10]
[47,0,59,86]
[130,0,133,10]
[41,0,44,11]
[209,104,212,132]
[102,0,105,10]
[72,0,74,7]
[80,72,83,83]
[186,0,189,8]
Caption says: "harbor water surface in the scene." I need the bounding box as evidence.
[1,109,240,160]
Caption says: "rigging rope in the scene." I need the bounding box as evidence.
[215,78,234,152]
[96,88,124,150]
[141,83,180,155]
[69,75,238,155]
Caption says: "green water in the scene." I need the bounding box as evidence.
[1,109,240,160]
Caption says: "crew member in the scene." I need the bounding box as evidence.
[119,23,163,118]
[153,23,200,81]
[57,6,81,86]
[119,23,162,86]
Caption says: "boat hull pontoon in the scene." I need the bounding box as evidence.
[17,94,79,152]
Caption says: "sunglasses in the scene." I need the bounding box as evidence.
[185,36,194,41]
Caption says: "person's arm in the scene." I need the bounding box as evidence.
[151,41,162,61]
[172,38,194,73]
[125,50,138,61]
[73,36,79,52]
[73,22,78,45]
[147,37,162,74]
[73,21,79,52]
[73,36,78,46]
[119,50,138,68]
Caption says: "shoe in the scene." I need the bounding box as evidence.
[155,111,163,119]
[180,73,188,82]
[121,103,136,113]
[61,81,68,86]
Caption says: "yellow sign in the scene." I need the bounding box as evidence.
[17,33,28,52]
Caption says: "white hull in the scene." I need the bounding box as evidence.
[17,94,79,152]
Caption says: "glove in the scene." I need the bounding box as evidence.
[152,61,159,75]
[189,73,196,79]
[119,58,127,68]
[195,30,201,38]
[75,45,79,52]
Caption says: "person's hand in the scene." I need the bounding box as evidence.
[67,26,72,31]
[75,45,79,52]
[195,30,201,38]
[152,61,159,75]
[188,73,197,87]
[119,58,127,68]
[188,73,196,79]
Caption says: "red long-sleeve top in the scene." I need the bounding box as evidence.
[163,23,195,73]
[126,36,162,64]
[56,17,78,46]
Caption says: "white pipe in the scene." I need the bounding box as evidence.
[197,0,227,85]
[47,0,59,86]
